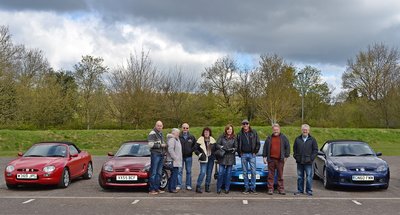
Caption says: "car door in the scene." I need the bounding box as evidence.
[68,145,83,178]
[315,143,329,177]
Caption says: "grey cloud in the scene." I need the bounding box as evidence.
[1,0,400,67]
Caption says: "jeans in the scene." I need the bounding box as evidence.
[168,167,179,192]
[268,158,285,191]
[241,153,257,191]
[297,163,313,194]
[149,152,164,191]
[196,156,215,187]
[217,164,233,192]
[177,156,193,188]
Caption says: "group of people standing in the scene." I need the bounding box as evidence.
[147,120,318,196]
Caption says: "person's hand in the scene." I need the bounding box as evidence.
[263,157,267,164]
[229,148,236,153]
[161,143,167,148]
[253,153,256,157]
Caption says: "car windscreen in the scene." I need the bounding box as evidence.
[115,143,151,157]
[330,142,375,157]
[23,144,67,157]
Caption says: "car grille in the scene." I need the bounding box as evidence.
[348,168,376,172]
[114,168,142,172]
[109,178,148,184]
[17,168,39,172]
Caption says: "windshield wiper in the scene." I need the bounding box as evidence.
[117,154,137,157]
[358,153,375,156]
[334,153,356,157]
[48,155,65,157]
[24,155,44,157]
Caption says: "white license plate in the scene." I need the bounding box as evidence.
[16,174,37,179]
[352,175,374,181]
[239,174,260,180]
[116,175,138,181]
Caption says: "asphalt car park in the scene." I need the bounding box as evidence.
[1,156,400,215]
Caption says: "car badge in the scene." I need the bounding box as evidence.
[360,168,365,171]
[125,168,129,172]
[26,169,29,172]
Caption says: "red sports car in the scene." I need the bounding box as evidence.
[98,141,168,189]
[4,142,93,189]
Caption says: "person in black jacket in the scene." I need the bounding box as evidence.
[263,123,290,195]
[293,124,318,196]
[236,119,260,194]
[177,123,197,191]
[216,124,238,194]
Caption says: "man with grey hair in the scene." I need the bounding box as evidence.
[263,123,290,195]
[148,121,167,195]
[293,124,318,196]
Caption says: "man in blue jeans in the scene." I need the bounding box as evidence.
[236,119,260,195]
[147,121,167,195]
[177,123,196,190]
[293,124,318,196]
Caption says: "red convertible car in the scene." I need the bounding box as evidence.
[4,142,93,189]
[98,141,168,189]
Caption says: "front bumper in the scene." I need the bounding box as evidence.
[4,169,62,186]
[99,171,149,187]
[329,169,389,187]
[230,170,268,186]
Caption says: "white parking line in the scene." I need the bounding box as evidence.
[131,200,140,205]
[22,199,35,204]
[352,200,362,205]
[242,200,248,205]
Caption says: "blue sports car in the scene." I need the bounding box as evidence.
[313,140,390,189]
[230,141,277,187]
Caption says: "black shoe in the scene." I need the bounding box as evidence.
[294,192,303,196]
[225,190,229,194]
[196,187,202,193]
[205,186,210,193]
[242,189,249,194]
[251,190,258,195]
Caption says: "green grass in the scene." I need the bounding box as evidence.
[0,127,400,156]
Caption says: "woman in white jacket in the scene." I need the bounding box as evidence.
[195,127,217,193]
[166,128,182,193]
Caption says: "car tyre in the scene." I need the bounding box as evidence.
[6,183,17,189]
[58,168,70,188]
[323,167,332,189]
[160,169,169,190]
[83,162,93,179]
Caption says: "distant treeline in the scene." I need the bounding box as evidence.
[0,25,399,129]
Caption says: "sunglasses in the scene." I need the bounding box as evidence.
[242,123,249,125]
[183,127,189,129]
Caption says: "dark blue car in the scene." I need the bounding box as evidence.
[313,140,390,189]
[230,141,277,187]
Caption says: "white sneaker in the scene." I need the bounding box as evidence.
[176,186,181,190]
[186,186,192,190]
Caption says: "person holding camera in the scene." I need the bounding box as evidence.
[148,121,167,195]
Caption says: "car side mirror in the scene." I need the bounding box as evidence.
[107,152,114,157]
[70,153,78,158]
[317,151,325,156]
[17,152,23,157]
[376,152,382,156]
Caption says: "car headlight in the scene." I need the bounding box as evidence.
[6,165,14,173]
[141,165,150,172]
[376,165,387,172]
[43,165,56,173]
[333,164,347,172]
[103,165,113,172]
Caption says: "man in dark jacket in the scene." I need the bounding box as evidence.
[177,123,197,191]
[263,123,290,195]
[293,124,318,196]
[148,120,167,195]
[237,119,260,194]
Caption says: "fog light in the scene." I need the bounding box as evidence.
[6,173,12,177]
[340,178,345,183]
[379,179,384,182]
[107,178,111,182]
[44,173,50,177]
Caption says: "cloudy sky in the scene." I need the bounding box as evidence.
[1,0,400,94]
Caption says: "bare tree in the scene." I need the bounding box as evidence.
[342,43,400,127]
[74,55,108,130]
